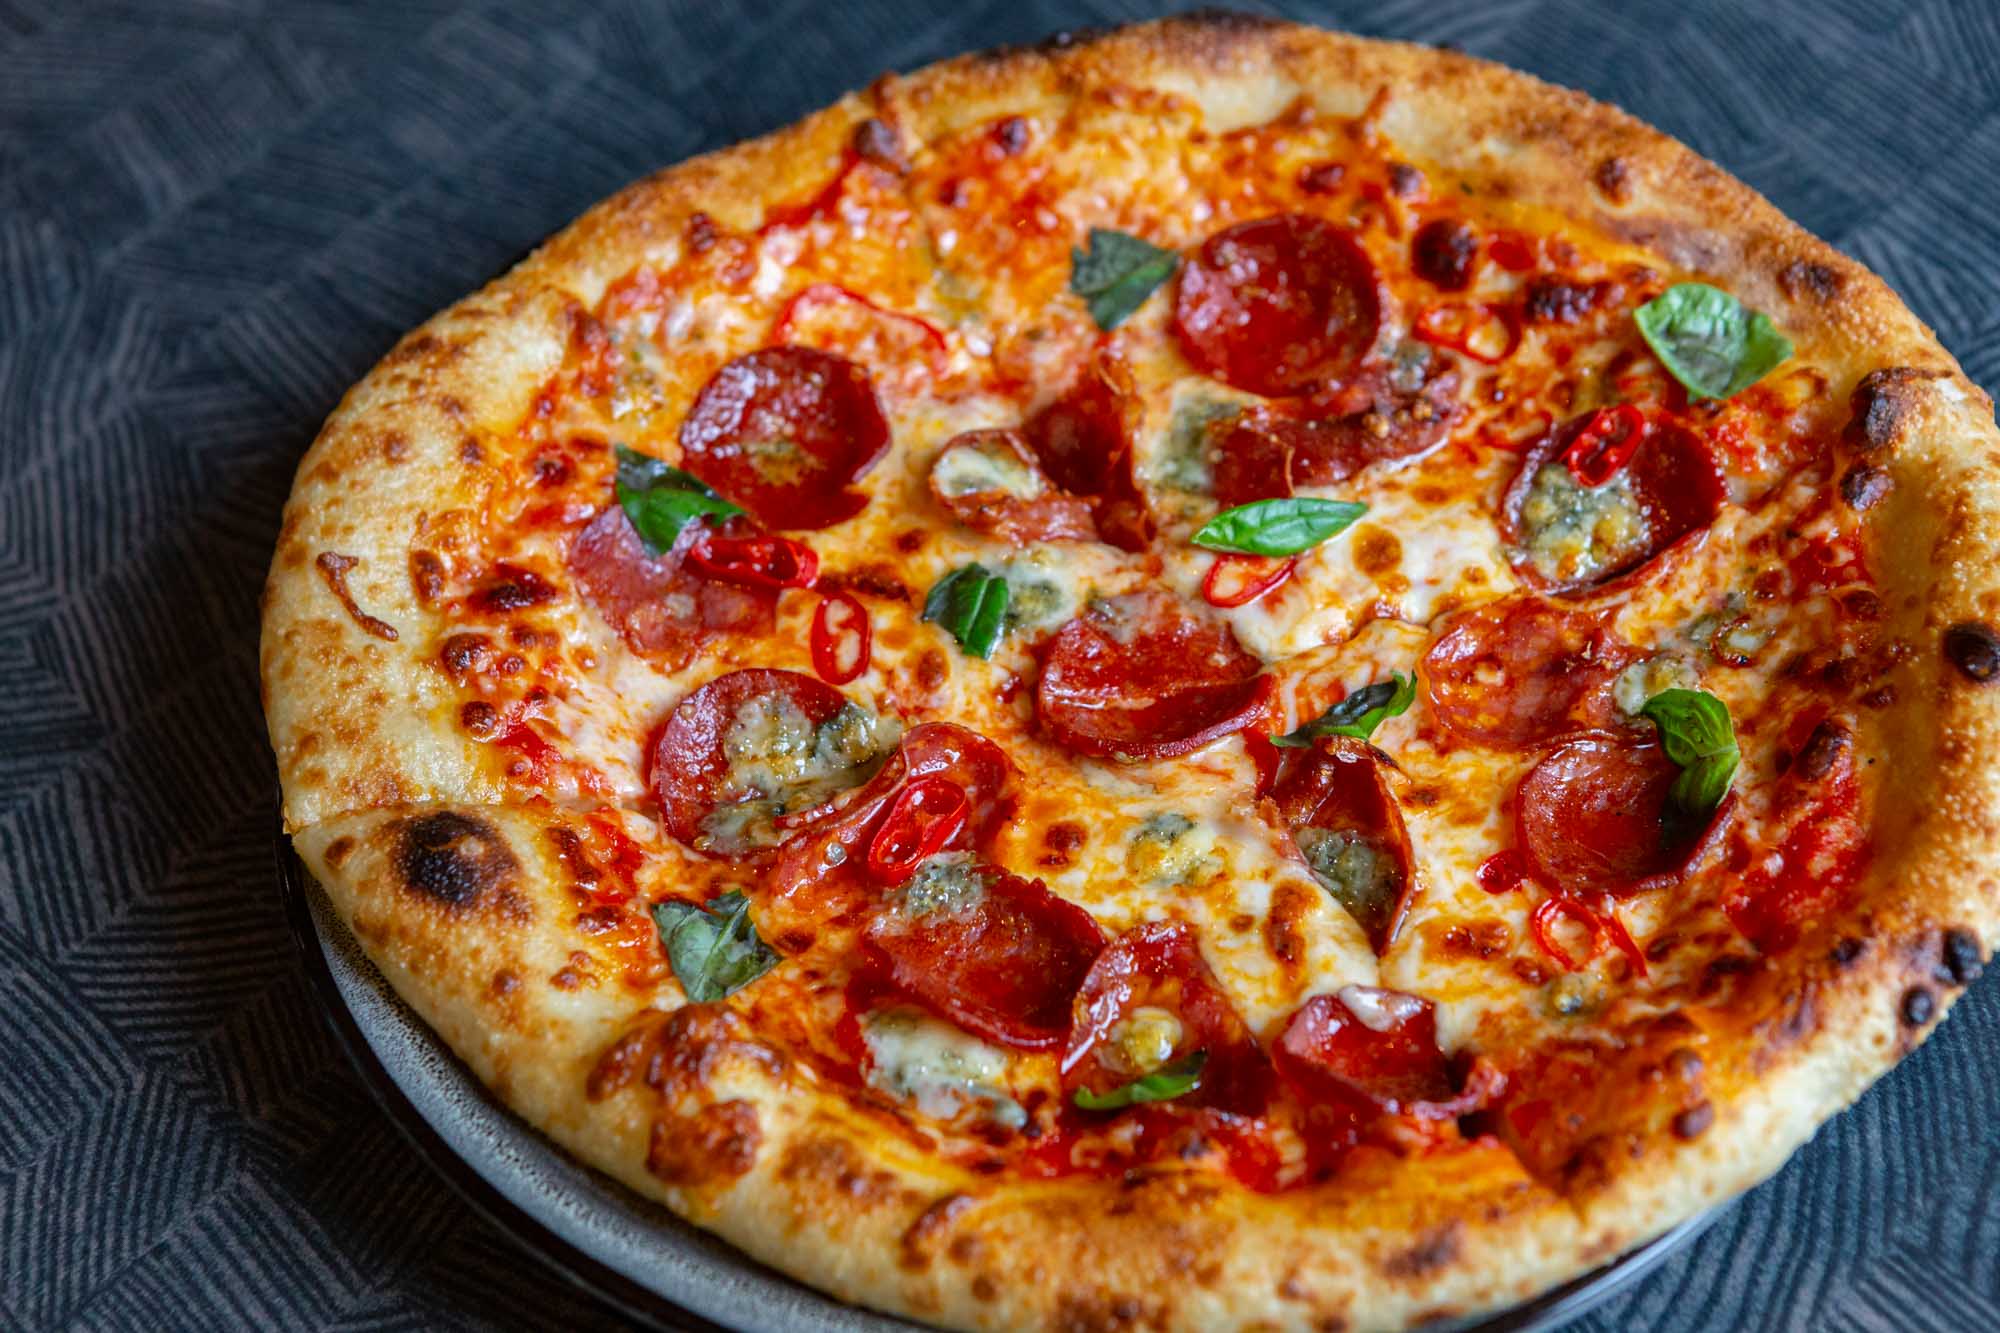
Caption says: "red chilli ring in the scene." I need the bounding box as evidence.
[864,777,970,885]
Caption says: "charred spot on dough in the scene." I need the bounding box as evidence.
[1901,985,1937,1027]
[646,1099,762,1186]
[778,1135,901,1205]
[1940,927,1985,986]
[390,810,520,910]
[1382,1222,1461,1280]
[1052,1292,1151,1333]
[1671,1100,1714,1139]
[850,116,907,173]
[1944,621,2000,683]
[1593,156,1632,204]
[1779,258,1844,303]
[1839,463,1890,512]
[1845,367,1942,451]
[1830,936,1868,969]
[900,1193,978,1272]
[322,836,356,869]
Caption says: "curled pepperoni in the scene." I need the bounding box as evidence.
[1020,356,1152,551]
[928,429,1099,544]
[1501,409,1727,595]
[678,346,889,531]
[864,865,1104,1051]
[1173,214,1382,397]
[1036,589,1274,761]
[1421,595,1634,750]
[1515,736,1735,897]
[569,506,775,668]
[1269,737,1415,955]
[1062,921,1270,1115]
[1211,369,1460,506]
[1724,713,1867,951]
[648,668,863,857]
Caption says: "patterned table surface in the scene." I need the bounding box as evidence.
[5,1,1999,1329]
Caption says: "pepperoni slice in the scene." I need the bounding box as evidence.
[569,506,775,667]
[1061,921,1271,1115]
[1515,736,1735,897]
[1421,595,1634,750]
[1725,714,1867,951]
[1020,356,1153,551]
[648,668,868,857]
[1269,737,1415,954]
[927,429,1099,544]
[1173,214,1382,397]
[678,346,890,531]
[863,864,1104,1051]
[1036,589,1274,761]
[1211,370,1461,506]
[1501,409,1727,595]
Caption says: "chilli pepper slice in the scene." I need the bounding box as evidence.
[687,532,820,590]
[1413,301,1522,365]
[865,777,970,885]
[1530,895,1607,973]
[1561,404,1645,487]
[1476,849,1528,895]
[809,591,871,685]
[1597,896,1648,978]
[1201,554,1296,608]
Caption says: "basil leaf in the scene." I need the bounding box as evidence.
[1634,282,1793,401]
[652,890,779,1003]
[1272,672,1416,748]
[1072,1050,1207,1111]
[615,444,744,554]
[1192,497,1368,557]
[1070,228,1180,331]
[923,564,1010,659]
[1638,687,1740,815]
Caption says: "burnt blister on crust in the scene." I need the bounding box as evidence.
[391,810,520,909]
[1778,258,1844,304]
[1901,985,1938,1027]
[1839,463,1891,511]
[1944,622,2000,683]
[1845,367,1942,450]
[1941,927,1985,986]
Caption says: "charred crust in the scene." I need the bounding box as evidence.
[1778,259,1844,303]
[390,810,519,910]
[1830,936,1868,968]
[1845,367,1942,450]
[1838,463,1891,511]
[850,116,907,173]
[1791,719,1851,782]
[587,1004,785,1104]
[900,1193,978,1271]
[1944,621,2000,683]
[1941,927,1985,986]
[1671,1100,1715,1139]
[1382,1222,1461,1279]
[322,836,356,869]
[647,1099,762,1186]
[1593,156,1632,204]
[1901,985,1937,1027]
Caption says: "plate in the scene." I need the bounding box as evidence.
[280,834,1718,1332]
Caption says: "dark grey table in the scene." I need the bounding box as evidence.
[4,1,1997,1329]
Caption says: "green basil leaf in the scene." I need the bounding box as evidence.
[614,444,744,554]
[1638,687,1740,815]
[1192,497,1368,557]
[923,564,1010,659]
[1634,282,1793,400]
[1272,672,1416,748]
[652,890,779,1003]
[1070,228,1180,331]
[1072,1050,1207,1111]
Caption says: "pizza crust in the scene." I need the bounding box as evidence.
[265,14,2000,1330]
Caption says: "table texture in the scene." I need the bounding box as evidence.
[5,1,1999,1329]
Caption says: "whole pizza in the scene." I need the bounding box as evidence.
[262,15,2000,1331]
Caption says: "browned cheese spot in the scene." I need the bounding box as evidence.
[900,1193,978,1271]
[1264,881,1315,967]
[1382,1222,1462,1279]
[647,1099,762,1185]
[1593,156,1632,203]
[315,552,399,641]
[322,836,356,869]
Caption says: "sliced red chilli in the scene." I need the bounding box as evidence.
[1173,214,1382,397]
[768,282,948,380]
[569,506,775,668]
[927,429,1099,544]
[1268,737,1415,954]
[678,346,890,531]
[863,864,1105,1051]
[1210,369,1460,506]
[648,668,880,858]
[1515,736,1734,897]
[1501,408,1727,595]
[863,778,969,885]
[1202,553,1295,608]
[685,531,819,590]
[809,592,871,685]
[1420,595,1635,750]
[1061,921,1271,1115]
[1036,589,1274,761]
[1020,356,1152,551]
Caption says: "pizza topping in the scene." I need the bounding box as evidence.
[864,778,971,886]
[1062,921,1269,1115]
[863,862,1104,1051]
[1634,281,1793,401]
[1037,589,1274,761]
[678,346,889,530]
[1945,621,2000,683]
[1021,357,1153,550]
[862,1007,1026,1129]
[615,445,744,553]
[1173,214,1382,397]
[1272,673,1415,748]
[768,283,948,387]
[685,530,820,590]
[924,563,1010,659]
[653,890,781,1001]
[928,429,1098,544]
[1072,1050,1207,1110]
[1839,462,1891,511]
[569,505,777,666]
[1515,735,1733,897]
[1411,218,1478,291]
[1637,688,1741,819]
[809,592,871,684]
[1561,404,1645,487]
[1125,813,1222,887]
[1271,737,1415,954]
[1422,596,1631,749]
[1611,655,1701,718]
[1273,990,1482,1121]
[1192,496,1368,556]
[1411,300,1521,364]
[1201,554,1295,608]
[1522,276,1612,326]
[1528,895,1606,973]
[1210,370,1460,506]
[651,669,893,857]
[1069,227,1180,331]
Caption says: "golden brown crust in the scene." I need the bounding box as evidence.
[266,14,2000,1331]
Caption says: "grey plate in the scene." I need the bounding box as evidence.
[281,836,1718,1332]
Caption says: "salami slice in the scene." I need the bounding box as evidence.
[1421,595,1634,749]
[864,863,1105,1051]
[1173,214,1382,397]
[1020,356,1153,551]
[1269,737,1415,954]
[1061,921,1271,1115]
[569,506,775,667]
[928,429,1099,544]
[1274,989,1496,1144]
[1515,736,1734,897]
[1502,408,1727,594]
[678,346,890,531]
[1725,714,1867,950]
[1211,370,1460,506]
[1036,589,1274,761]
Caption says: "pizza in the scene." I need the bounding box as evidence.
[261,15,2000,1331]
